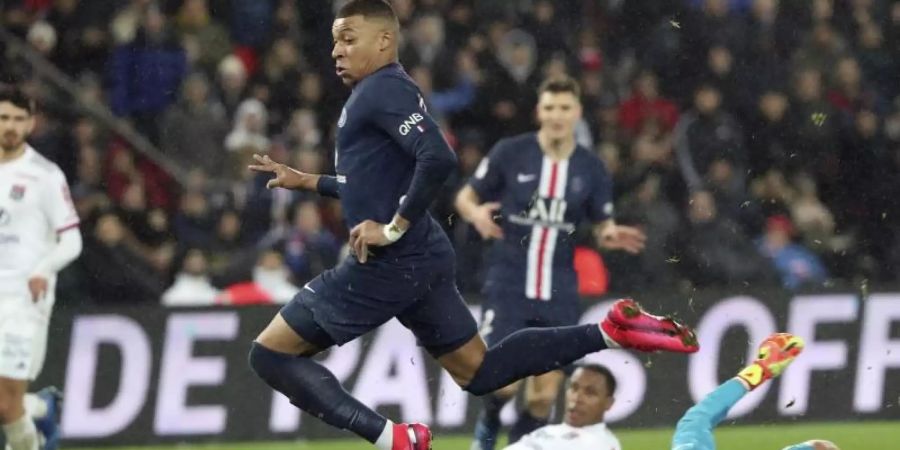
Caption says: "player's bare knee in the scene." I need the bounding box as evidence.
[0,389,24,422]
[438,335,486,388]
[255,314,321,356]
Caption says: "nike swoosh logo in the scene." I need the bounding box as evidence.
[517,173,537,183]
[303,284,316,294]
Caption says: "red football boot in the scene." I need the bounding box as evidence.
[600,299,699,353]
[606,298,683,334]
[392,422,432,450]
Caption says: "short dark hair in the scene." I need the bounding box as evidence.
[0,85,35,114]
[575,363,617,395]
[337,0,397,22]
[538,75,581,99]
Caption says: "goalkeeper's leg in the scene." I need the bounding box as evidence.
[671,333,805,450]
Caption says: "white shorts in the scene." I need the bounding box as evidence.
[0,295,53,381]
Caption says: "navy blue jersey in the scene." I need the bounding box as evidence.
[330,63,457,259]
[469,133,614,300]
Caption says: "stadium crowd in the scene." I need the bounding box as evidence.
[2,0,900,306]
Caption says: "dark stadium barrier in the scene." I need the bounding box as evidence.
[35,289,900,446]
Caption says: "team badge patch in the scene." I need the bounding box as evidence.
[10,184,25,201]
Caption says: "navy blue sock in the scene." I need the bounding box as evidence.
[464,324,607,395]
[508,410,548,443]
[248,342,387,443]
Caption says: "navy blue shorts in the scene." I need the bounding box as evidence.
[281,246,478,358]
[479,286,580,346]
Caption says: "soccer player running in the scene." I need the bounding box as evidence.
[247,2,698,449]
[671,333,839,450]
[0,87,80,450]
[455,75,647,450]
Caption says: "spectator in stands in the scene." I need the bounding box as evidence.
[161,72,229,176]
[676,83,746,192]
[217,250,297,305]
[207,209,250,280]
[216,55,249,118]
[174,0,231,77]
[162,248,220,307]
[618,70,679,139]
[747,90,793,177]
[789,173,835,247]
[401,14,454,87]
[792,21,849,75]
[44,0,116,77]
[676,190,775,287]
[757,215,828,290]
[173,188,216,249]
[616,174,681,288]
[79,209,166,303]
[109,3,187,144]
[225,98,269,154]
[480,28,540,142]
[280,201,340,285]
[788,68,840,204]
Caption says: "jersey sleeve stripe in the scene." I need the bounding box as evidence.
[56,222,80,233]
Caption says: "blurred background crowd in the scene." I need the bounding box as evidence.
[2,0,899,306]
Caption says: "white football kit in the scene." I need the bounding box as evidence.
[0,145,80,380]
[503,422,621,450]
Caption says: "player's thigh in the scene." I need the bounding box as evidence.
[398,269,481,367]
[394,267,485,385]
[0,298,30,423]
[0,300,41,383]
[274,262,406,354]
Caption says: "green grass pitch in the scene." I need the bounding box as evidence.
[71,421,898,450]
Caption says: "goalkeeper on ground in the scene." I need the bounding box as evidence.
[671,333,839,450]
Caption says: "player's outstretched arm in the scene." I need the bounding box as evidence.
[671,333,805,450]
[247,154,340,198]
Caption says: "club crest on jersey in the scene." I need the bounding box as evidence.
[338,108,347,128]
[9,184,25,201]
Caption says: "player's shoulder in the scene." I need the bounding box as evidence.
[491,132,537,157]
[358,63,420,100]
[25,147,65,178]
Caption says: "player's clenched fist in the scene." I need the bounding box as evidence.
[28,276,48,302]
